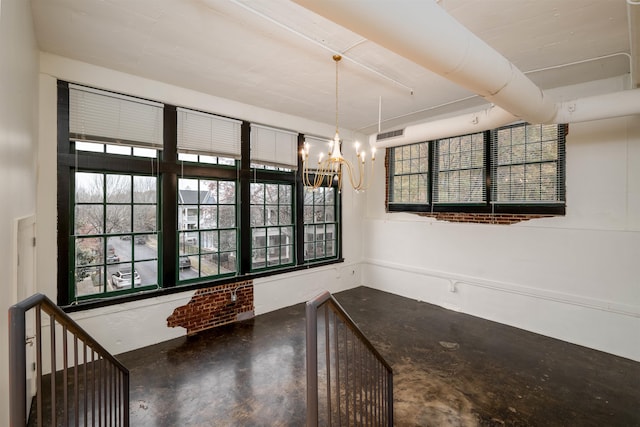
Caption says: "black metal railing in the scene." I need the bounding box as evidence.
[9,293,129,427]
[306,291,393,426]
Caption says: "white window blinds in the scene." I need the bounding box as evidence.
[250,124,299,169]
[177,108,242,159]
[433,132,486,204]
[491,123,565,203]
[69,85,163,149]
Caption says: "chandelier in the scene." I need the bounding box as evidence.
[301,54,376,192]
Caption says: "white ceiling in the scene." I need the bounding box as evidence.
[30,0,635,136]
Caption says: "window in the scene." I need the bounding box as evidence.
[250,183,294,270]
[387,122,566,215]
[389,142,429,204]
[58,82,342,307]
[493,123,564,203]
[433,132,485,204]
[178,178,237,281]
[303,186,338,261]
[74,172,158,298]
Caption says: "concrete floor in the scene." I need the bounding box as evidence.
[115,286,640,426]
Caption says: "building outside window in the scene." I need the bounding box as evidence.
[303,186,337,261]
[250,183,294,270]
[178,178,237,282]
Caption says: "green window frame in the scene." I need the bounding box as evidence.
[57,81,343,309]
[73,171,159,300]
[387,122,566,215]
[303,186,338,261]
[249,182,295,271]
[178,177,238,282]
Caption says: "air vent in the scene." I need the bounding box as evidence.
[376,129,404,141]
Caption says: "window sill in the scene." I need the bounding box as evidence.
[62,258,344,312]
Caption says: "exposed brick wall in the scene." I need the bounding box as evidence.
[167,280,254,335]
[415,212,553,224]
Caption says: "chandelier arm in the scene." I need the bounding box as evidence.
[341,158,360,191]
[360,154,376,191]
[300,54,374,193]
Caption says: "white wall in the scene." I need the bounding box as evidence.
[363,76,640,362]
[0,0,39,422]
[36,54,365,356]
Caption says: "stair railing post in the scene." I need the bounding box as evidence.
[9,305,28,427]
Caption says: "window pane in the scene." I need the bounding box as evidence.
[134,176,156,202]
[76,172,103,203]
[72,172,158,299]
[389,142,429,204]
[75,205,104,235]
[251,183,294,271]
[75,141,104,153]
[200,180,218,204]
[178,177,238,282]
[107,205,131,234]
[134,260,157,287]
[106,175,131,202]
[265,184,279,203]
[179,232,199,255]
[133,205,155,232]
[199,206,217,229]
[106,145,131,155]
[251,183,264,204]
[218,181,236,204]
[303,185,338,262]
[434,134,485,204]
[216,205,233,228]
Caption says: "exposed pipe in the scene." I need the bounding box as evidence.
[292,0,558,124]
[357,52,633,134]
[370,88,640,148]
[292,0,640,147]
[371,105,517,147]
[553,88,640,124]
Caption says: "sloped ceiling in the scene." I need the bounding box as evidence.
[30,0,635,135]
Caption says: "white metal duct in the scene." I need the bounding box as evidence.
[293,0,640,148]
[370,88,640,148]
[374,105,517,147]
[292,0,558,124]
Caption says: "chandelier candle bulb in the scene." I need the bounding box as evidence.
[300,54,375,192]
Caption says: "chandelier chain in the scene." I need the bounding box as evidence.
[334,54,341,136]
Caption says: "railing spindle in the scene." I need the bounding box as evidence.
[36,308,43,427]
[74,335,79,427]
[63,324,69,426]
[50,313,57,427]
[306,291,393,427]
[8,293,132,427]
